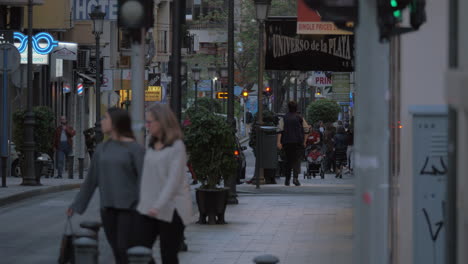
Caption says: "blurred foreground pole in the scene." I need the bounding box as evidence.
[354,0,390,263]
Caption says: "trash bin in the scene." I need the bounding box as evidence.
[35,154,48,180]
[259,126,278,169]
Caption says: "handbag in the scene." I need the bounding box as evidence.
[58,216,75,264]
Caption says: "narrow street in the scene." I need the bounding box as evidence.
[0,145,354,264]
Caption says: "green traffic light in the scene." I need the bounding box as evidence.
[390,0,398,8]
[394,10,401,17]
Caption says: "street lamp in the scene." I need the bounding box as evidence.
[219,65,229,115]
[208,66,217,99]
[89,5,105,143]
[253,0,272,189]
[192,66,201,109]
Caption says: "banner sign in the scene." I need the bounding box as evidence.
[73,0,118,20]
[297,0,353,35]
[332,73,351,102]
[265,18,354,72]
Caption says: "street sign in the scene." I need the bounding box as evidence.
[0,44,21,74]
[217,92,228,99]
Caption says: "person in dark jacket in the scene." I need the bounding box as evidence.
[333,126,348,178]
[277,101,309,186]
[67,108,145,264]
[323,123,336,173]
[53,116,76,178]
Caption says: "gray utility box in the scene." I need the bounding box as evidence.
[410,105,447,264]
[259,126,278,169]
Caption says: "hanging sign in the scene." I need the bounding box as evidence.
[63,83,71,93]
[265,18,354,72]
[13,32,58,65]
[77,82,84,96]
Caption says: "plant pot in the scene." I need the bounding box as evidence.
[195,188,229,225]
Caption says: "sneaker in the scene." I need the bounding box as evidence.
[293,179,301,186]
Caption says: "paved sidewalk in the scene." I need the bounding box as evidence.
[0,176,84,206]
[152,192,354,264]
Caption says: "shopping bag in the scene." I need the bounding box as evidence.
[58,216,75,264]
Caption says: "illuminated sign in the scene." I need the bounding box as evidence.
[13,32,58,65]
[217,92,228,99]
[14,32,58,55]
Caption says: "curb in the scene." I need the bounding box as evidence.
[0,183,82,207]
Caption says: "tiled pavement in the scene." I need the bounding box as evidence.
[151,192,354,264]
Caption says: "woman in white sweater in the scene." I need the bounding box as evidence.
[135,103,193,264]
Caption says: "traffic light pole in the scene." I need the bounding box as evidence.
[354,0,390,263]
[130,29,146,145]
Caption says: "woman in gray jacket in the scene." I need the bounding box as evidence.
[67,107,144,264]
[135,103,193,264]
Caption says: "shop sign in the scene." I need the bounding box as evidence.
[265,18,354,72]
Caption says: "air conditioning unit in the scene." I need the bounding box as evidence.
[77,50,90,69]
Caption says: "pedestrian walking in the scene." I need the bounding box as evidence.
[323,123,336,173]
[134,104,193,264]
[346,127,354,173]
[334,126,349,178]
[53,116,76,178]
[67,107,145,264]
[245,109,254,135]
[277,101,309,186]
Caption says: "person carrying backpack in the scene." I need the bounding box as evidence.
[276,101,310,186]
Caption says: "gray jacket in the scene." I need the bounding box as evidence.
[70,140,145,214]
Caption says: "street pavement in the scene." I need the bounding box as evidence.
[0,142,354,264]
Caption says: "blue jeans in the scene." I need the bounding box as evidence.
[56,142,70,176]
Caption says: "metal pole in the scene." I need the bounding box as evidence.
[255,21,265,188]
[293,75,297,102]
[194,81,198,109]
[227,0,235,126]
[131,29,146,145]
[210,79,213,100]
[171,0,182,122]
[354,0,390,263]
[22,0,38,185]
[1,47,7,187]
[94,33,103,143]
[447,0,458,263]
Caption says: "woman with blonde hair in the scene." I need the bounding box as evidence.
[135,103,193,264]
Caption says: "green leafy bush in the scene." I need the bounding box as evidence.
[196,97,222,113]
[306,99,341,125]
[13,106,55,156]
[184,108,238,189]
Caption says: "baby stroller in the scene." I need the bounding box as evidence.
[304,145,325,179]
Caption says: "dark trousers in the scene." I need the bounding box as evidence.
[134,211,185,264]
[283,143,303,181]
[56,141,70,176]
[100,208,136,264]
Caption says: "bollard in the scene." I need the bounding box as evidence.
[80,221,102,235]
[253,254,280,264]
[78,158,84,179]
[68,155,74,179]
[74,237,98,264]
[127,246,153,264]
[74,228,97,240]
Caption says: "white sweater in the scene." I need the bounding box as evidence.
[137,140,194,225]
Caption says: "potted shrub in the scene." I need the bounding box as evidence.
[184,107,238,224]
[13,106,55,180]
[306,98,341,125]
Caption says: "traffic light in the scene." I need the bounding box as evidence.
[118,0,154,29]
[315,88,322,96]
[263,87,272,97]
[241,90,249,99]
[377,0,426,40]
